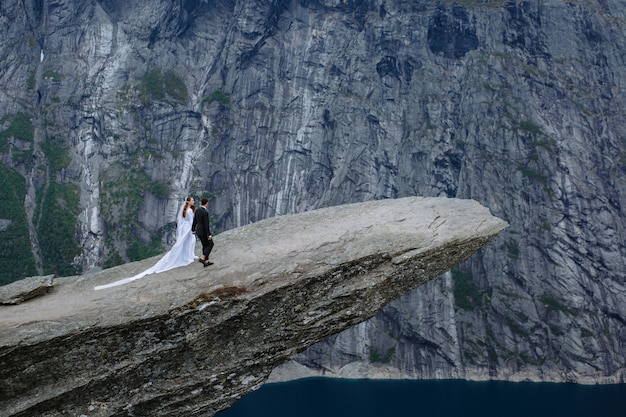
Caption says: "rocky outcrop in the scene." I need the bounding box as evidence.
[0,274,54,305]
[0,197,506,417]
[0,0,625,390]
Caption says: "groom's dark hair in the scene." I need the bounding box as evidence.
[201,197,209,206]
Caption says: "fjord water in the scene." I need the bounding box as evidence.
[218,378,624,417]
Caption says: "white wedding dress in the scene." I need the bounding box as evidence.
[94,204,196,290]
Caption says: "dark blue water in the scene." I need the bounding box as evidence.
[218,378,625,417]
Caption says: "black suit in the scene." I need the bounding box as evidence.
[192,206,214,260]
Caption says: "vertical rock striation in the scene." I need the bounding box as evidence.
[0,0,624,383]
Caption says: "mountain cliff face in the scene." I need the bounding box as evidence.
[0,0,624,384]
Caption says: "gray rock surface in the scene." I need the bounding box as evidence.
[0,274,54,305]
[0,197,506,417]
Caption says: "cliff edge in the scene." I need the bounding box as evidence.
[0,197,507,417]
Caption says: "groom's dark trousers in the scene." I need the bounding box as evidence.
[199,235,214,259]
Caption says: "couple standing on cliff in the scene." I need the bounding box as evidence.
[94,196,214,290]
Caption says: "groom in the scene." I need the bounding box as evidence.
[192,197,214,267]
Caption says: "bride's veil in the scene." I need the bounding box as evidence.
[175,201,187,242]
[94,199,193,290]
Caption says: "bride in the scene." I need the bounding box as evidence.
[94,197,197,290]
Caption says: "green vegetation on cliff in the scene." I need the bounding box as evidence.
[0,113,34,152]
[0,163,37,285]
[37,181,81,277]
[202,90,231,106]
[100,164,170,268]
[41,139,72,172]
[138,69,188,105]
[452,268,485,310]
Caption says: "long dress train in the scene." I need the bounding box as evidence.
[94,203,196,290]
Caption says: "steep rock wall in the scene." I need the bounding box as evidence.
[0,0,624,383]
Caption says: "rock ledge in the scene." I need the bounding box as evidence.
[0,197,507,417]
